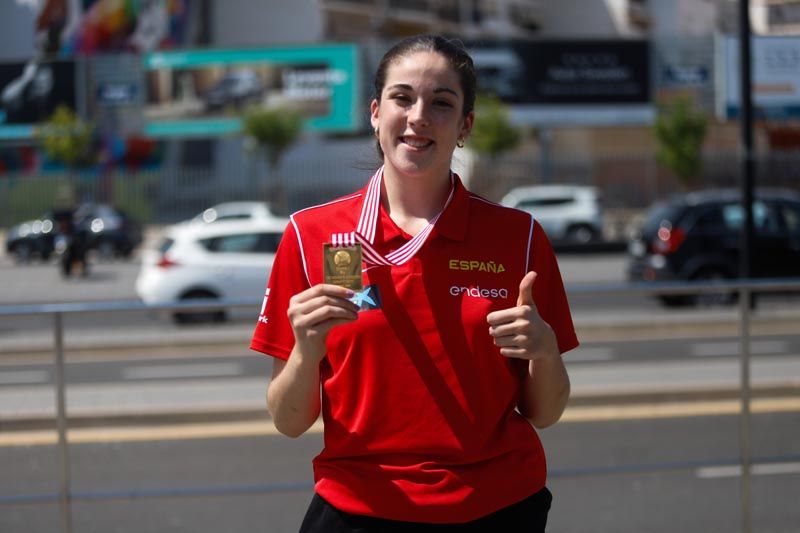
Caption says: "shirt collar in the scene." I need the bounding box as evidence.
[364,172,469,245]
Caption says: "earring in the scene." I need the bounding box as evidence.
[456,138,465,148]
[374,127,380,138]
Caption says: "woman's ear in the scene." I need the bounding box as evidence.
[370,99,380,131]
[460,111,475,141]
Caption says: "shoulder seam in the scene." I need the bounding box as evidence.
[468,194,503,208]
[292,193,362,217]
[289,215,311,286]
[526,214,535,273]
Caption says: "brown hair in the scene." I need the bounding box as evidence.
[372,35,476,158]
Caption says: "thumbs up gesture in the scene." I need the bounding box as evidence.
[486,271,558,361]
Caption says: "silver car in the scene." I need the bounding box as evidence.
[500,185,604,244]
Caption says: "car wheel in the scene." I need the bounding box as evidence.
[565,224,598,245]
[173,290,226,325]
[691,269,736,307]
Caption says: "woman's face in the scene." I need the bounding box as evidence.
[371,50,473,181]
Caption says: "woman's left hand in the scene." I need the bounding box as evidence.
[486,271,558,362]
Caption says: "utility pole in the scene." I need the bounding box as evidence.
[737,2,754,533]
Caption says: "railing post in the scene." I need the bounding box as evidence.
[54,312,73,533]
[738,284,752,533]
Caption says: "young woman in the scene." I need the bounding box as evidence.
[251,34,578,532]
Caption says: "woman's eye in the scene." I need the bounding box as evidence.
[434,100,453,108]
[391,94,411,103]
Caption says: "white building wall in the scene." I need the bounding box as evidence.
[0,0,39,60]
[210,0,323,47]
[538,0,620,37]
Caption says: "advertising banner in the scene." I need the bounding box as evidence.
[143,44,360,136]
[0,59,76,140]
[721,36,800,119]
[468,40,652,126]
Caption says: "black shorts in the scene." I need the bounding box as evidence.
[299,486,552,533]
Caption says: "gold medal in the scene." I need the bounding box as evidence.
[323,243,363,291]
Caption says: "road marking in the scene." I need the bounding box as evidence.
[0,370,49,385]
[562,397,800,423]
[0,419,324,447]
[121,363,243,380]
[697,462,800,479]
[691,340,788,357]
[2,398,799,447]
[568,347,614,363]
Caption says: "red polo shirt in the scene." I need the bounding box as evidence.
[250,175,578,523]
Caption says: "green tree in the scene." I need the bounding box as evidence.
[35,105,96,204]
[654,96,708,188]
[469,94,521,162]
[242,106,303,212]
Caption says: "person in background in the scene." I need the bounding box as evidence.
[251,34,577,532]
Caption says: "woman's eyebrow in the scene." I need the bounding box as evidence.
[386,83,458,97]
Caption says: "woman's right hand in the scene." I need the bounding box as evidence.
[287,284,359,363]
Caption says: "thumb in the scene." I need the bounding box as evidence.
[516,271,537,307]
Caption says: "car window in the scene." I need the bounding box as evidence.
[159,238,175,254]
[255,232,282,253]
[692,206,726,233]
[215,213,252,222]
[199,232,279,254]
[517,197,575,208]
[721,201,780,233]
[780,202,800,235]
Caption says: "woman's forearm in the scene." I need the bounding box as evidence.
[267,347,323,438]
[518,343,571,429]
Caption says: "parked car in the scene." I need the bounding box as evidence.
[135,217,288,323]
[204,70,264,112]
[4,203,142,263]
[187,201,278,225]
[627,188,800,306]
[500,185,604,244]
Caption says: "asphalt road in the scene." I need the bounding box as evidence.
[1,251,799,533]
[2,332,800,388]
[1,410,799,532]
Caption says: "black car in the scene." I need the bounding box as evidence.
[627,188,800,306]
[5,203,143,263]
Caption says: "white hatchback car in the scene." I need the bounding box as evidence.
[136,218,288,323]
[188,201,277,225]
[500,185,604,244]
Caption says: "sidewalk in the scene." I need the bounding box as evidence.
[2,303,799,429]
[2,353,799,430]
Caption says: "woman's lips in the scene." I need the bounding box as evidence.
[400,136,434,149]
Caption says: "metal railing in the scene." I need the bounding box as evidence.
[1,279,799,533]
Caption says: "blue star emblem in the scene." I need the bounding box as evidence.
[350,287,377,308]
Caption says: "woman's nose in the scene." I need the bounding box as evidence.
[408,100,430,126]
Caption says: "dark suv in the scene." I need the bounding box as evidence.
[5,203,143,263]
[627,188,800,306]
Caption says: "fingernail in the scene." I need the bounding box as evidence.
[345,289,355,297]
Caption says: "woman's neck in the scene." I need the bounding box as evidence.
[381,166,451,236]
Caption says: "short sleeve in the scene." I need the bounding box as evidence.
[250,220,309,360]
[529,222,579,355]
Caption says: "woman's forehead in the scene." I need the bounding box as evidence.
[383,51,461,91]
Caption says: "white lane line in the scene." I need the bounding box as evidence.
[122,363,243,380]
[691,340,789,357]
[697,462,800,479]
[568,347,614,363]
[0,370,49,385]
